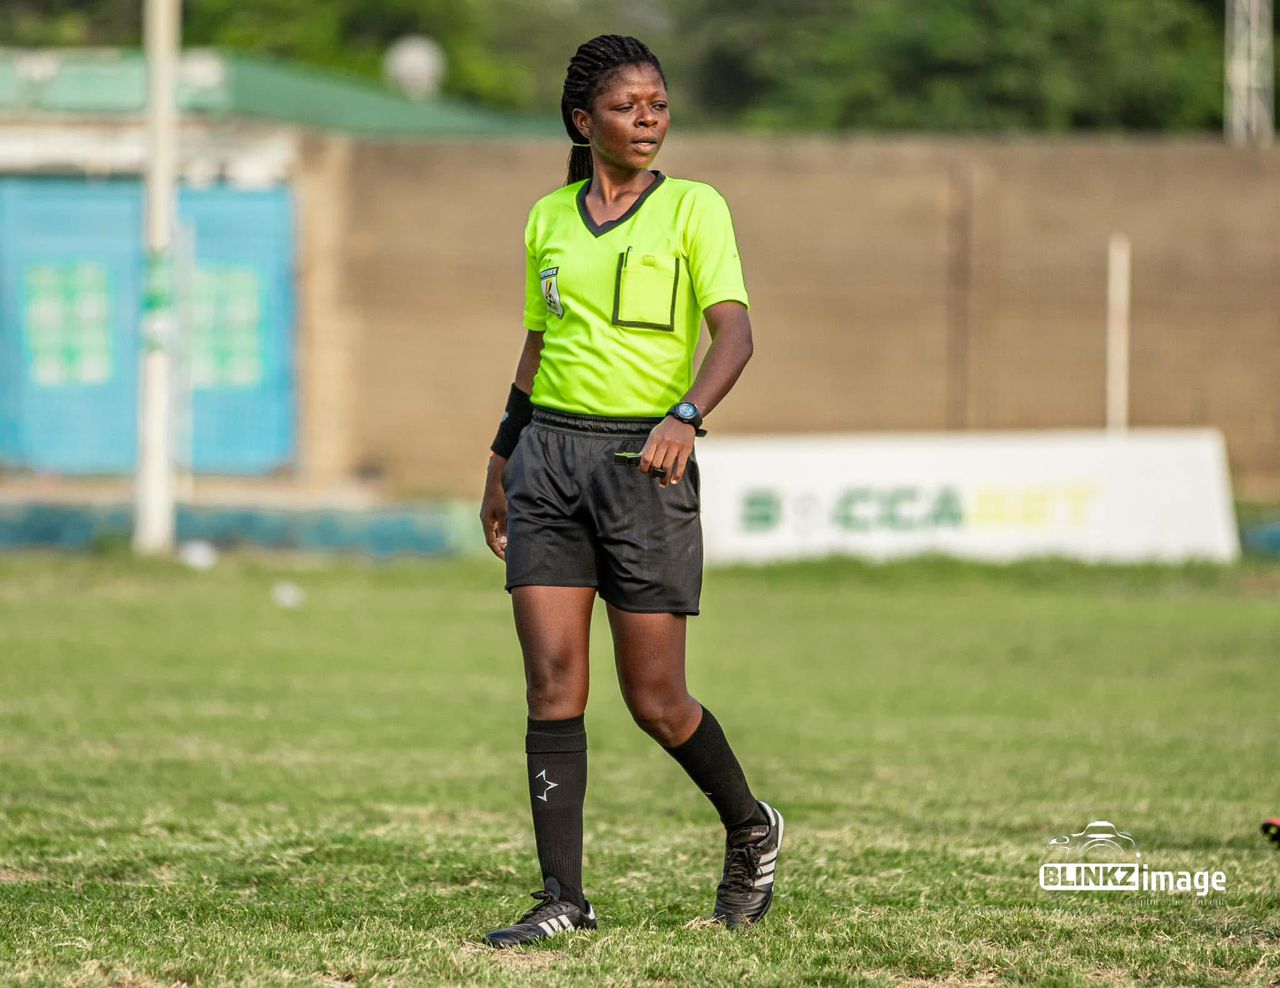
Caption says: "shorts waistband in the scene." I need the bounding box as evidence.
[531,406,663,437]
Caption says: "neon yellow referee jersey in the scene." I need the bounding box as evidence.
[522,171,750,418]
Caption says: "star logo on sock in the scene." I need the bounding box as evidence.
[535,769,558,802]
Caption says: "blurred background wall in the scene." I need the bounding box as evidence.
[0,27,1277,516]
[311,135,1280,497]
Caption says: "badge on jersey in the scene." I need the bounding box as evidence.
[540,267,564,318]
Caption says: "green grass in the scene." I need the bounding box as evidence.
[1,552,1279,987]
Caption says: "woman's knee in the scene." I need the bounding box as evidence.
[624,686,698,746]
[526,687,585,721]
[525,654,587,720]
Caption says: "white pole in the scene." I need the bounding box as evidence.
[1226,0,1275,147]
[1252,0,1275,147]
[1106,232,1131,433]
[135,0,180,555]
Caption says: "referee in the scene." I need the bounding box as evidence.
[479,35,783,948]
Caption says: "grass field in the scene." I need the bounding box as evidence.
[1,551,1278,987]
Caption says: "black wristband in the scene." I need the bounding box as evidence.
[491,384,533,459]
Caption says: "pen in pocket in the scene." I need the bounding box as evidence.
[613,450,666,479]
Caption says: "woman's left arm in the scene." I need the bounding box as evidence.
[639,301,753,487]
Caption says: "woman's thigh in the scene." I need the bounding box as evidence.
[513,585,596,719]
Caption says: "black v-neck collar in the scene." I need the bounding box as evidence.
[576,171,666,238]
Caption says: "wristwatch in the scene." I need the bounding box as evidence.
[667,401,704,430]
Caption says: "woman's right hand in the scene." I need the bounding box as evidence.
[480,454,510,559]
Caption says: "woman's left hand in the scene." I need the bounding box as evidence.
[639,417,695,489]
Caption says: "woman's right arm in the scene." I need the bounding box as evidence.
[511,330,544,395]
[480,331,545,560]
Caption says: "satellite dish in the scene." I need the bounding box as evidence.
[384,36,446,101]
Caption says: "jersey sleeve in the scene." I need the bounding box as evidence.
[522,208,547,332]
[684,187,750,312]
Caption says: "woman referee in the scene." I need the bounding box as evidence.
[478,35,782,947]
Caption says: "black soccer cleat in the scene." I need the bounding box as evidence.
[1263,818,1280,847]
[483,878,597,949]
[713,800,784,928]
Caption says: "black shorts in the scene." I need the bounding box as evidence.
[503,407,703,615]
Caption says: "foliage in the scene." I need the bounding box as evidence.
[670,0,1227,130]
[1,0,1272,132]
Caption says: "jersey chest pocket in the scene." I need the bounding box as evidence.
[611,248,680,331]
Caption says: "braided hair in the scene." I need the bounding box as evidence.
[561,35,666,186]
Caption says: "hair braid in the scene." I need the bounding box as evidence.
[561,35,666,186]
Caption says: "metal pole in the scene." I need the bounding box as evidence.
[1229,0,1245,142]
[1226,0,1275,147]
[944,163,974,431]
[135,0,180,555]
[1254,0,1276,146]
[1106,233,1131,433]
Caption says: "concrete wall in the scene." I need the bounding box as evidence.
[296,135,1280,498]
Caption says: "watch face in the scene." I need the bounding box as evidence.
[677,403,696,419]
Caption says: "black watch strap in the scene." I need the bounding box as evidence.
[667,401,706,435]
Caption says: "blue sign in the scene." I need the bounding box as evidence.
[0,178,296,474]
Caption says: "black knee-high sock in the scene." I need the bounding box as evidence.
[526,715,587,909]
[663,705,768,832]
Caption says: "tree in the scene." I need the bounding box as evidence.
[672,0,1225,131]
[1,0,1262,132]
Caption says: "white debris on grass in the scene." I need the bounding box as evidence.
[177,541,218,571]
[271,581,306,608]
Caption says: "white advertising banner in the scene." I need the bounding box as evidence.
[696,429,1239,564]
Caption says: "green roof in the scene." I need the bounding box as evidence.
[0,48,557,138]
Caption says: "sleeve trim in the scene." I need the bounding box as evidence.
[699,291,750,313]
